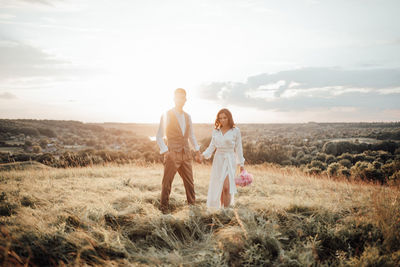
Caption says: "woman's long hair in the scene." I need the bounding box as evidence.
[214,108,235,129]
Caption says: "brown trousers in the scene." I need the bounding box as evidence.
[161,149,195,211]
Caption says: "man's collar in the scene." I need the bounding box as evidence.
[173,107,184,114]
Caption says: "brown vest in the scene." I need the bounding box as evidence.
[166,109,190,153]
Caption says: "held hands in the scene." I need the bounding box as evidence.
[195,151,203,163]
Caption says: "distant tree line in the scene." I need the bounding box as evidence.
[1,119,400,184]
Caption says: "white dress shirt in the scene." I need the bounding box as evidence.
[156,109,200,154]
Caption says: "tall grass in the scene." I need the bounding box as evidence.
[0,162,399,266]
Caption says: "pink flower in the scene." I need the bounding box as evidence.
[235,170,253,187]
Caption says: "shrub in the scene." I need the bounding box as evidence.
[338,152,353,162]
[384,160,400,174]
[37,153,56,166]
[296,151,305,160]
[306,167,322,175]
[351,162,385,183]
[315,152,327,162]
[299,155,313,165]
[327,163,340,176]
[32,146,41,153]
[338,159,352,169]
[12,153,35,162]
[20,127,40,137]
[372,161,382,169]
[338,168,351,177]
[281,159,292,166]
[322,141,337,155]
[389,170,400,183]
[353,153,366,163]
[376,151,392,162]
[325,155,337,164]
[24,140,32,147]
[308,160,326,171]
[364,155,376,163]
[39,139,48,149]
[38,127,57,137]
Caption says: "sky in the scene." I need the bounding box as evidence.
[0,0,399,124]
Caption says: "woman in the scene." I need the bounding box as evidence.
[201,108,245,208]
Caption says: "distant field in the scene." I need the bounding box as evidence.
[0,147,23,153]
[329,138,381,144]
[97,122,215,141]
[1,163,399,266]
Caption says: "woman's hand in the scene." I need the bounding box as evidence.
[240,166,245,172]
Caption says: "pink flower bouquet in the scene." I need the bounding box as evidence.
[235,170,253,187]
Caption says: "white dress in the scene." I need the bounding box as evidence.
[202,127,245,208]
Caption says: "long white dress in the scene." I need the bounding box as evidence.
[202,127,245,208]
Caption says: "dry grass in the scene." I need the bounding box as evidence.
[0,162,399,266]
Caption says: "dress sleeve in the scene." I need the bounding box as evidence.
[235,127,245,166]
[202,130,216,159]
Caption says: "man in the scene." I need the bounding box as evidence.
[156,88,201,213]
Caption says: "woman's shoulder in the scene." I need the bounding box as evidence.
[232,127,241,138]
[233,126,241,132]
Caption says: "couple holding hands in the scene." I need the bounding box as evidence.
[156,88,246,214]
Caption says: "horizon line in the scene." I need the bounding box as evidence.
[1,117,400,125]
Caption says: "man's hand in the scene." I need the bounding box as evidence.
[163,151,170,163]
[195,151,202,163]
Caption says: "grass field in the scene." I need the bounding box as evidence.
[0,162,399,266]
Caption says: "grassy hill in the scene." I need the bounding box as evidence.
[0,163,399,266]
[0,161,50,172]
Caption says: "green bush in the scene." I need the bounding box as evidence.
[338,159,352,169]
[308,160,326,171]
[315,152,327,162]
[327,163,340,176]
[351,161,385,183]
[389,170,400,183]
[372,161,382,169]
[338,168,351,177]
[338,152,353,162]
[306,167,322,175]
[353,153,366,163]
[299,155,312,165]
[32,146,41,153]
[325,155,337,164]
[38,127,57,137]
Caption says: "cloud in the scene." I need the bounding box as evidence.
[0,0,57,6]
[0,38,103,82]
[198,67,400,111]
[0,14,16,20]
[20,0,54,3]
[0,92,17,99]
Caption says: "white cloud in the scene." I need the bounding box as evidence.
[199,67,400,111]
[0,38,103,82]
[378,87,400,95]
[0,14,16,19]
[0,92,17,99]
[0,0,59,7]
